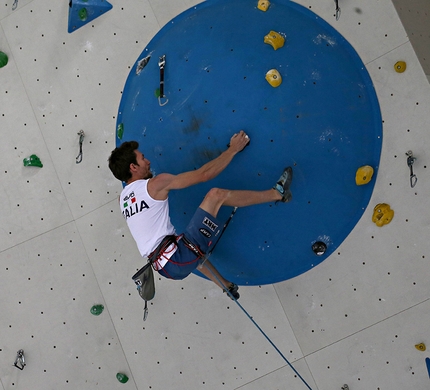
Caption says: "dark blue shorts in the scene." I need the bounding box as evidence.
[158,208,222,280]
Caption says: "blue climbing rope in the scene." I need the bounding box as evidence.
[202,208,314,390]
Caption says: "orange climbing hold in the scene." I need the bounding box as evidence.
[257,0,270,11]
[265,69,282,87]
[264,31,285,50]
[394,61,406,73]
[372,203,394,227]
[355,165,374,185]
[415,343,426,351]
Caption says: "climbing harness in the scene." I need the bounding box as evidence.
[334,0,341,20]
[406,150,417,188]
[76,130,85,164]
[158,55,168,106]
[13,349,25,370]
[12,0,18,10]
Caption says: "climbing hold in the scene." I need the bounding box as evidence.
[23,154,43,168]
[312,241,327,256]
[265,69,282,87]
[68,0,113,33]
[257,0,270,11]
[355,165,374,185]
[426,357,430,378]
[264,31,285,50]
[90,304,104,316]
[0,51,8,68]
[78,7,88,21]
[116,373,129,383]
[394,61,406,73]
[415,343,426,351]
[117,123,124,140]
[372,203,394,227]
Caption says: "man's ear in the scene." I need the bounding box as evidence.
[129,163,137,173]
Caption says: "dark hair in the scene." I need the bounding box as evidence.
[108,141,139,182]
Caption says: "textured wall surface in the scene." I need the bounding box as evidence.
[1,0,429,389]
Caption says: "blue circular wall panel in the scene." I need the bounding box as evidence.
[117,0,382,285]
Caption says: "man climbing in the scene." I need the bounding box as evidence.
[108,130,293,299]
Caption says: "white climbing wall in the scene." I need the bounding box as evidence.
[0,0,429,389]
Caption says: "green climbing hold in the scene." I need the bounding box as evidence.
[154,88,160,98]
[116,373,129,383]
[117,123,124,140]
[0,52,9,68]
[23,155,43,168]
[79,8,88,21]
[90,304,104,316]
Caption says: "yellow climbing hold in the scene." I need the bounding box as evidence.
[394,61,406,73]
[415,343,426,351]
[257,0,270,11]
[372,203,394,227]
[355,165,374,185]
[264,31,285,50]
[265,69,282,87]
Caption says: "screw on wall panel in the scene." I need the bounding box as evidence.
[406,150,417,188]
[13,349,26,370]
[76,130,85,164]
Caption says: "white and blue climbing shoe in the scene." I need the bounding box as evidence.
[274,167,293,203]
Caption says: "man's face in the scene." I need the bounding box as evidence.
[132,150,153,179]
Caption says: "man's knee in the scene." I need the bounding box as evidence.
[200,188,229,217]
[205,187,228,202]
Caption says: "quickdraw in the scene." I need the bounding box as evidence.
[158,55,168,106]
[76,130,85,164]
[406,150,417,188]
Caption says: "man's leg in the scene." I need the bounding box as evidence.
[200,167,293,218]
[200,188,280,219]
[197,259,230,290]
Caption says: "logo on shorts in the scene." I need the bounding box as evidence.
[202,217,218,232]
[199,228,212,238]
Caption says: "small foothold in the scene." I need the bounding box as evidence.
[117,123,124,140]
[154,88,160,98]
[394,61,406,73]
[312,241,327,256]
[257,0,270,11]
[23,154,43,168]
[0,51,9,68]
[90,304,104,316]
[264,31,285,50]
[116,373,129,383]
[415,343,426,351]
[372,203,394,227]
[265,69,282,87]
[355,165,374,185]
[78,7,88,21]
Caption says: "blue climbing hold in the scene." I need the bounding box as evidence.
[68,0,113,33]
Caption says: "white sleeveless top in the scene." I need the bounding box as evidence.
[120,179,176,258]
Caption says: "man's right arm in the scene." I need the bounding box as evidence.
[148,130,250,200]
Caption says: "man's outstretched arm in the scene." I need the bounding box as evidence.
[148,130,250,200]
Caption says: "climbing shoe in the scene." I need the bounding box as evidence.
[224,283,240,300]
[273,167,293,202]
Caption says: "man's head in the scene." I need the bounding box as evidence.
[108,141,152,183]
